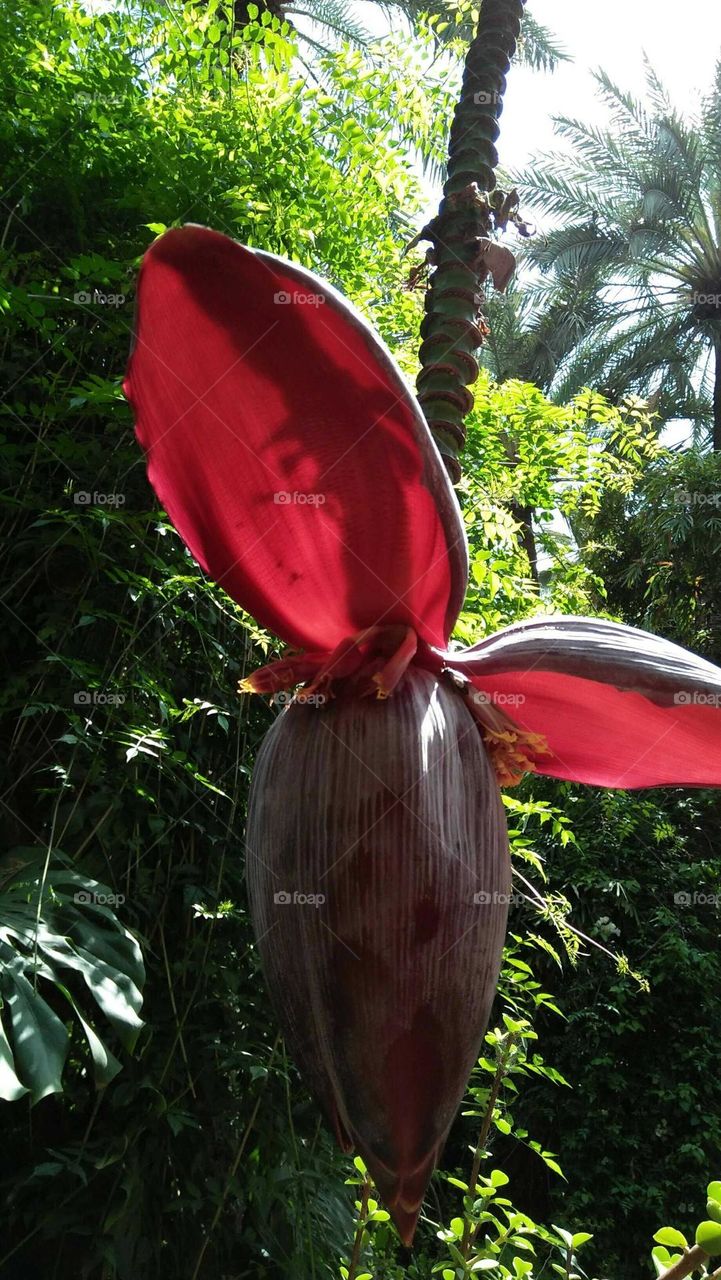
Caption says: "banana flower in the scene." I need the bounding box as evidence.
[125,226,721,1244]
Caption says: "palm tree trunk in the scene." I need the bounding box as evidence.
[230,0,285,27]
[416,0,526,483]
[508,502,538,582]
[713,333,721,451]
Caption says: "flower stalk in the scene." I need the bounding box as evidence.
[417,0,527,482]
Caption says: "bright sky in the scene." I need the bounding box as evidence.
[499,0,721,173]
[333,2,721,179]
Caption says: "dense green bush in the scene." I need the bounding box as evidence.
[2,3,721,1278]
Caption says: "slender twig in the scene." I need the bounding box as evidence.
[190,1034,281,1280]
[31,789,61,988]
[71,801,115,862]
[565,1241,573,1280]
[159,923,196,1099]
[282,1043,316,1279]
[461,1032,519,1260]
[347,1176,372,1280]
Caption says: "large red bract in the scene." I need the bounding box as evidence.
[125,225,721,1243]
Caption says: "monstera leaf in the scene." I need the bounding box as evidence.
[0,859,145,1103]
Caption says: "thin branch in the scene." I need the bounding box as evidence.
[461,1032,519,1259]
[190,1034,281,1280]
[347,1176,372,1280]
[657,1245,709,1280]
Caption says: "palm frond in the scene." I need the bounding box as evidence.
[642,52,672,115]
[591,69,653,137]
[524,223,628,275]
[514,161,626,225]
[515,11,570,72]
[388,2,568,71]
[288,0,373,49]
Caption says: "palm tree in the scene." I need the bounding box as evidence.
[232,0,567,70]
[480,273,607,388]
[515,60,721,447]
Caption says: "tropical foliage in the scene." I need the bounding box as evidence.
[1,1,721,1278]
[233,0,567,70]
[515,61,721,445]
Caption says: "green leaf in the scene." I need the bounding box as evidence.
[553,1226,574,1248]
[651,1246,676,1278]
[0,1013,29,1101]
[654,1228,688,1248]
[3,964,68,1102]
[696,1222,721,1255]
[58,985,122,1087]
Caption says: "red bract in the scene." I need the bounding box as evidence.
[125,225,721,1243]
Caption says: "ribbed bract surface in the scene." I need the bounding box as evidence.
[246,668,510,1243]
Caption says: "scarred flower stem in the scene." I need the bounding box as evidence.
[417,0,527,483]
